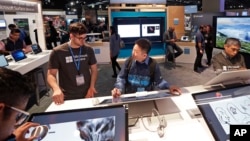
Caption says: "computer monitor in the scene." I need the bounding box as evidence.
[192,84,250,141]
[27,105,128,141]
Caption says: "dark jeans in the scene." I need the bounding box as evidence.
[111,55,121,75]
[166,43,183,62]
[194,47,204,71]
[205,44,213,65]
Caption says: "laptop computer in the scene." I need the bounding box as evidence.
[204,70,250,87]
[27,105,128,141]
[11,49,34,63]
[31,44,50,55]
[0,55,18,69]
[31,44,42,54]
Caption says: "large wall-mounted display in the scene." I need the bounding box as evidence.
[113,17,164,43]
[213,16,250,54]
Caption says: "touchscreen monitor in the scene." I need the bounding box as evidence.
[192,84,250,141]
[27,105,128,141]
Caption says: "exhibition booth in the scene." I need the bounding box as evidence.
[0,0,46,50]
[2,1,250,140]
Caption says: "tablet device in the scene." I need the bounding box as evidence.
[31,44,42,54]
[0,54,8,67]
[204,70,250,86]
[11,49,27,62]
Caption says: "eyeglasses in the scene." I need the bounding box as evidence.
[74,35,87,41]
[6,105,30,126]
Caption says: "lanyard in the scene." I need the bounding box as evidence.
[69,46,82,74]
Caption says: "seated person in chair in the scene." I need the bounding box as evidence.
[163,27,183,62]
[212,37,246,75]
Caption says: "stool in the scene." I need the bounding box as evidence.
[27,68,49,106]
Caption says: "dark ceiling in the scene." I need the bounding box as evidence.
[42,0,250,11]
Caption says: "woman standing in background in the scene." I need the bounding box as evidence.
[109,26,121,78]
[204,25,213,66]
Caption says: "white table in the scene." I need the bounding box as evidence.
[46,86,215,141]
[7,50,51,74]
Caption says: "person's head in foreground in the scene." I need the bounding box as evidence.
[0,68,39,141]
[223,37,241,58]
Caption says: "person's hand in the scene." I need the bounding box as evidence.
[85,87,97,98]
[199,49,203,54]
[111,88,121,98]
[169,85,182,95]
[14,122,40,141]
[52,89,64,105]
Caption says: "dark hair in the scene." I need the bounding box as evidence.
[69,22,88,35]
[135,38,151,54]
[199,25,205,30]
[48,21,53,26]
[0,68,34,118]
[224,37,241,48]
[10,28,21,34]
[110,26,118,40]
[8,24,16,30]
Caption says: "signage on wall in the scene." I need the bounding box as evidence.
[110,0,166,4]
[13,18,29,32]
[0,0,37,13]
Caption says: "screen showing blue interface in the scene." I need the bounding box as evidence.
[11,49,26,61]
[192,84,250,141]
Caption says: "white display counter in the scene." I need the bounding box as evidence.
[7,50,51,75]
[46,86,215,141]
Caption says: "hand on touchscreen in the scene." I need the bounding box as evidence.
[14,122,40,141]
[24,125,48,141]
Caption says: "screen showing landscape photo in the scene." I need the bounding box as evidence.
[215,17,250,54]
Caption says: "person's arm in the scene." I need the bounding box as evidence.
[196,35,203,54]
[240,55,247,69]
[47,68,64,104]
[85,64,98,98]
[112,59,130,97]
[22,41,32,53]
[154,64,181,95]
[0,41,9,55]
[211,55,224,75]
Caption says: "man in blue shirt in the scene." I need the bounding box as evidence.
[193,25,206,73]
[111,38,181,97]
